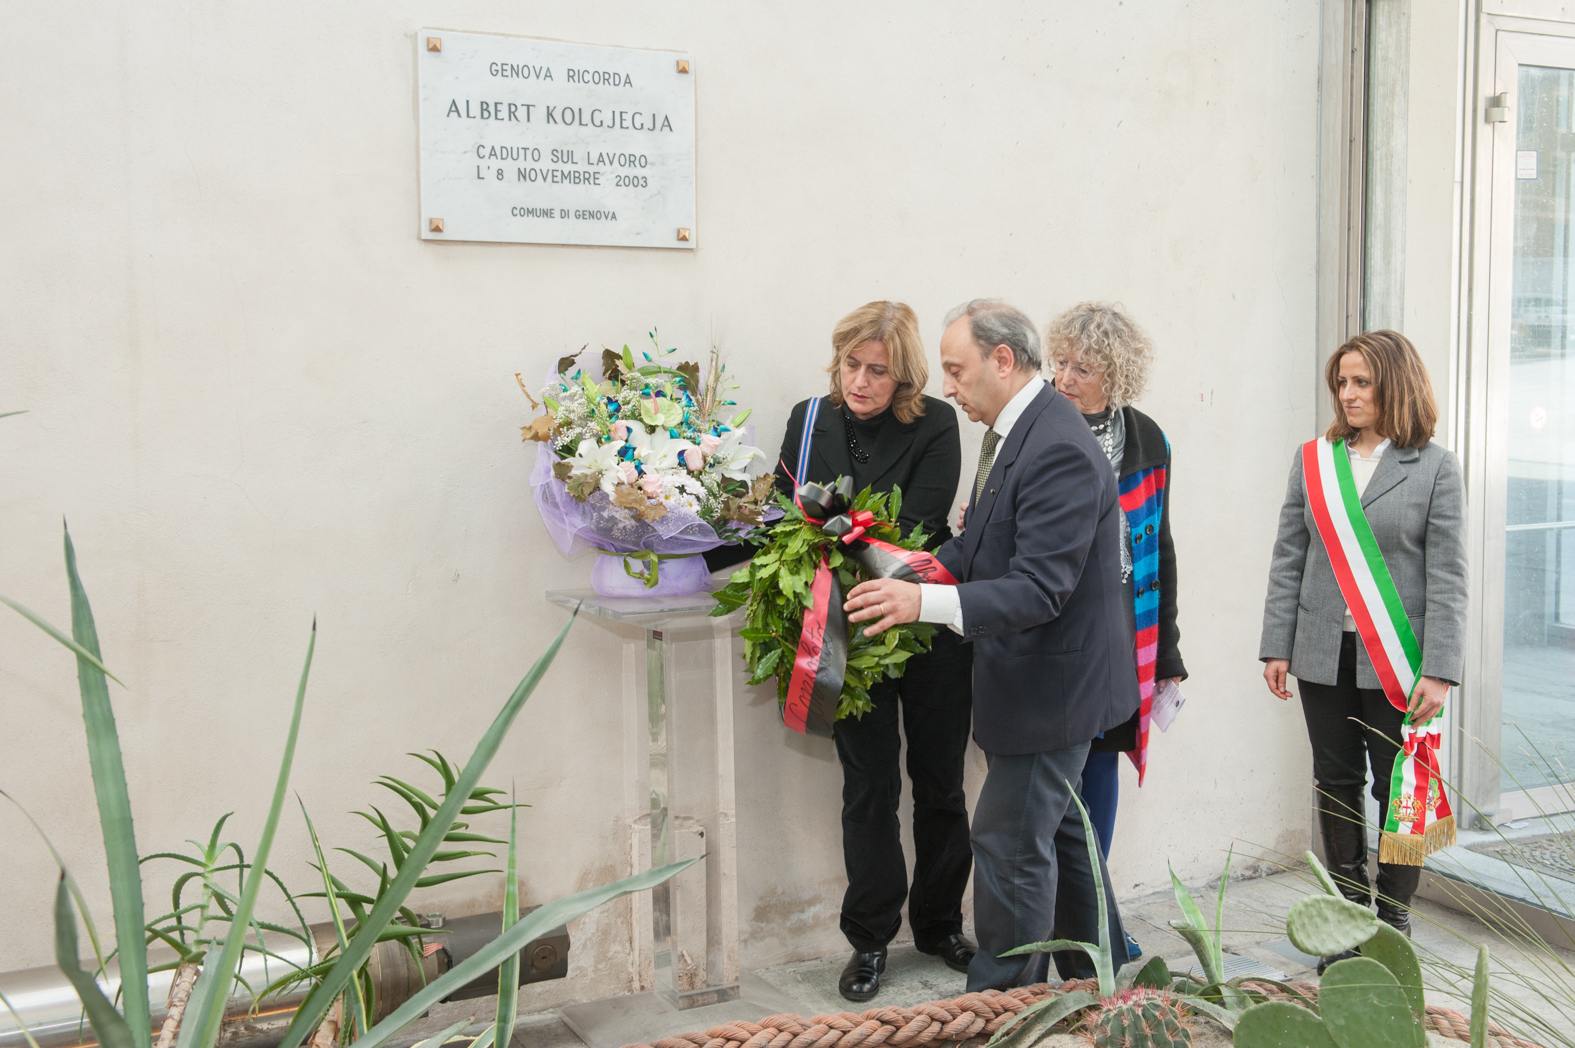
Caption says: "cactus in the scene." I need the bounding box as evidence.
[1079,988,1194,1048]
[1284,893,1380,957]
[1232,958,1424,1048]
[1320,956,1426,1047]
[1234,1001,1338,1048]
[1357,921,1424,1021]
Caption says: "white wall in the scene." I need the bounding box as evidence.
[0,0,1320,1005]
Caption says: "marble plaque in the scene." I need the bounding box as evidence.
[417,29,696,248]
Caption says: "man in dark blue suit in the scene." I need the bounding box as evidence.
[846,299,1138,990]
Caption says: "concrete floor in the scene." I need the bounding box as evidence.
[405,868,1575,1048]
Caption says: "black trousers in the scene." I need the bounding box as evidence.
[1298,632,1421,908]
[833,630,973,951]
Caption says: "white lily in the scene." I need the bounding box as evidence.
[565,437,627,494]
[624,422,697,474]
[708,429,767,481]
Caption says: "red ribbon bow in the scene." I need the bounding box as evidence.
[839,510,876,544]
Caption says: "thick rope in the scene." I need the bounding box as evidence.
[627,978,1545,1048]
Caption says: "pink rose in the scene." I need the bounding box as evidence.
[683,447,705,472]
[640,474,664,498]
[699,434,721,456]
[617,462,639,486]
[610,421,632,442]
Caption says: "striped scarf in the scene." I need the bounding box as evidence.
[1118,452,1168,786]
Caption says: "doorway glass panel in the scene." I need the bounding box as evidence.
[1501,64,1575,794]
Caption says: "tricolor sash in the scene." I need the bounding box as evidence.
[1302,438,1455,865]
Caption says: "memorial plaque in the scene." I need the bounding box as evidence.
[417,29,696,248]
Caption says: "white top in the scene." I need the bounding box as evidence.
[917,378,1047,632]
[1342,438,1389,631]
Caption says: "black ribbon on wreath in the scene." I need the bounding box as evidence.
[782,478,958,737]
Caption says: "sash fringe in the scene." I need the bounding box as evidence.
[1379,815,1456,866]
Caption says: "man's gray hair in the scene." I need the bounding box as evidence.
[944,299,1042,371]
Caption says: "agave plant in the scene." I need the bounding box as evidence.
[985,787,1237,1048]
[3,523,694,1048]
[258,754,520,1043]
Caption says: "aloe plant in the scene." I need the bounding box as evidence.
[3,522,695,1048]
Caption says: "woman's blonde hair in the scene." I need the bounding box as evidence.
[1323,330,1438,449]
[827,300,929,423]
[1043,302,1153,407]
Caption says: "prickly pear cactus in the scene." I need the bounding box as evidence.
[1080,988,1193,1047]
[1285,894,1380,957]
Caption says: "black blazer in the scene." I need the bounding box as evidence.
[935,383,1139,755]
[705,394,961,571]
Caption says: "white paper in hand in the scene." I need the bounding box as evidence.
[1151,679,1186,732]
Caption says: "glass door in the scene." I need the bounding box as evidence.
[1483,32,1575,821]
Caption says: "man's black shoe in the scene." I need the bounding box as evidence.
[838,947,887,1002]
[916,932,977,974]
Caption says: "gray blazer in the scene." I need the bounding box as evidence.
[1259,441,1468,688]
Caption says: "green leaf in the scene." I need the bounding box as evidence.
[300,801,368,1036]
[1213,845,1232,980]
[408,751,458,792]
[54,875,137,1048]
[178,621,315,1048]
[441,831,507,845]
[61,524,149,1046]
[415,869,499,889]
[280,610,578,1048]
[1,789,110,977]
[1319,956,1424,1048]
[1285,895,1380,958]
[1305,850,1342,897]
[1069,784,1115,997]
[1359,921,1424,1022]
[1231,1001,1330,1046]
[985,989,1096,1048]
[0,988,44,1048]
[0,409,27,419]
[375,779,434,829]
[494,789,520,1048]
[347,857,696,1048]
[366,806,409,866]
[1132,954,1171,990]
[0,593,125,684]
[1470,945,1490,1048]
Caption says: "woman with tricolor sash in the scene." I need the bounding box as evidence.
[1259,330,1468,964]
[1045,301,1188,962]
[706,301,975,1002]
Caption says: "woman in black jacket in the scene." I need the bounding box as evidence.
[709,300,973,1002]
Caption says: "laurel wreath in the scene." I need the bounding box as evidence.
[711,485,936,721]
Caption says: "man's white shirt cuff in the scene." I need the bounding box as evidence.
[917,583,965,635]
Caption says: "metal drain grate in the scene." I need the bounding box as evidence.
[1469,831,1575,879]
[1218,951,1287,981]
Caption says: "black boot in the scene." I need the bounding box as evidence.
[1376,860,1421,938]
[1317,785,1372,907]
[1315,785,1370,975]
[838,947,887,1002]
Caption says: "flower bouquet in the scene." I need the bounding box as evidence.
[711,478,958,736]
[521,335,776,597]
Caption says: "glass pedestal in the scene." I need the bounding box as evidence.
[546,588,741,1010]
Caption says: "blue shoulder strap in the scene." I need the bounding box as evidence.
[796,397,822,482]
